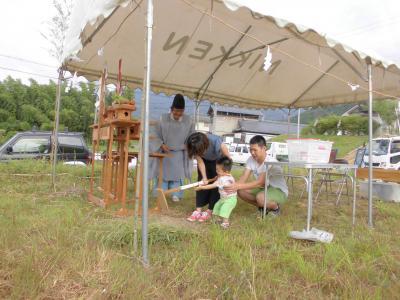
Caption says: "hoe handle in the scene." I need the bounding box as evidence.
[162,177,217,195]
[163,187,181,195]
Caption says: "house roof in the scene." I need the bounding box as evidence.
[208,106,263,117]
[341,104,380,118]
[235,120,306,135]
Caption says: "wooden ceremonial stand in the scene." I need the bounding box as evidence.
[88,70,168,216]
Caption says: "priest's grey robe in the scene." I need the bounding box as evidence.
[150,113,194,181]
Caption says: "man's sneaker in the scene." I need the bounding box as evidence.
[198,211,212,223]
[257,205,280,218]
[257,206,269,219]
[172,195,180,202]
[258,206,268,214]
[269,204,280,217]
[186,210,201,222]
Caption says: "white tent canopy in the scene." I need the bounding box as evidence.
[61,0,400,263]
[63,0,400,109]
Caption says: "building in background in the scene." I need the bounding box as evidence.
[195,115,212,133]
[207,105,263,136]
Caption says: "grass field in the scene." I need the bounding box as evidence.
[0,160,399,299]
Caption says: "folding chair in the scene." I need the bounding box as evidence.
[315,149,351,204]
[315,147,366,205]
[283,164,309,201]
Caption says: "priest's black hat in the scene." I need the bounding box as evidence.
[171,94,185,109]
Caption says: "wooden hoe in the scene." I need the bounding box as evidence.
[156,180,212,211]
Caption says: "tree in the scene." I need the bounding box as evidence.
[373,100,397,130]
[60,108,80,131]
[0,109,8,123]
[20,104,49,127]
[315,115,340,135]
[2,77,27,120]
[41,0,73,63]
[341,115,368,135]
[311,114,379,136]
[0,76,96,139]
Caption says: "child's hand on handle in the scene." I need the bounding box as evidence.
[199,178,208,186]
[207,176,217,183]
[197,177,217,190]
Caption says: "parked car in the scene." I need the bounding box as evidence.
[266,142,288,162]
[229,142,289,165]
[229,143,250,165]
[0,131,91,164]
[228,143,237,153]
[364,136,400,170]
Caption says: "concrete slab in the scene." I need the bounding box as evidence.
[360,180,400,203]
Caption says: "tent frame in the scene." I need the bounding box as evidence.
[140,0,154,266]
[55,0,384,266]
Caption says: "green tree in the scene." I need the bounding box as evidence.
[373,100,397,126]
[20,104,49,127]
[0,76,96,139]
[315,115,340,135]
[4,77,27,120]
[0,108,8,123]
[60,108,81,131]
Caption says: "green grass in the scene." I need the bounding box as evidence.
[271,134,368,157]
[0,161,399,298]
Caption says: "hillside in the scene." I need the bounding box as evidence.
[291,104,355,124]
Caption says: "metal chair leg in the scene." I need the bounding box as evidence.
[345,177,350,204]
[315,172,327,202]
[335,171,348,206]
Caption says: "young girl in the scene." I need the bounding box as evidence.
[195,156,237,228]
[185,132,230,222]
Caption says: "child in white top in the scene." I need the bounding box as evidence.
[195,157,237,228]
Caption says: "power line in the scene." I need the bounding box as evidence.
[0,54,58,68]
[335,17,400,38]
[0,66,58,80]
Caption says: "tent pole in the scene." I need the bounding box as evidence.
[367,64,373,228]
[141,0,153,266]
[297,109,301,138]
[51,68,63,192]
[133,90,146,255]
[212,104,218,134]
[194,100,200,130]
[287,108,291,136]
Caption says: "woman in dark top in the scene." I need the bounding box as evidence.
[185,132,230,222]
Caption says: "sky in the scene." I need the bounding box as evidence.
[0,0,399,85]
[0,1,59,83]
[240,0,400,64]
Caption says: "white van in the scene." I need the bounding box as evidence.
[266,142,288,162]
[229,143,250,165]
[364,136,400,170]
[228,142,289,165]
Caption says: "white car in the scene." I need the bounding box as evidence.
[364,136,400,170]
[266,142,288,162]
[229,144,251,165]
[229,142,289,165]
